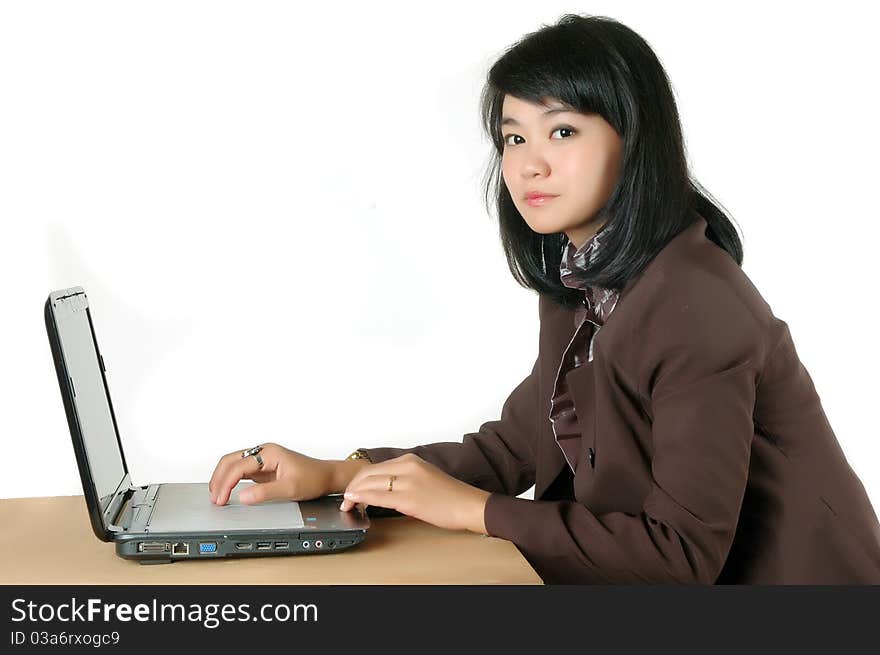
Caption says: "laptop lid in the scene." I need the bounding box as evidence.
[47,286,372,549]
[45,286,133,542]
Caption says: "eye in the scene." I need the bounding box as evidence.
[502,126,577,147]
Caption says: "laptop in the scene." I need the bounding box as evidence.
[44,286,370,564]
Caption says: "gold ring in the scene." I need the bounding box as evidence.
[387,475,396,492]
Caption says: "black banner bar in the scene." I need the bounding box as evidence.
[2,585,876,650]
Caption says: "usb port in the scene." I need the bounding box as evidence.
[235,542,253,550]
[274,542,289,549]
[256,542,272,550]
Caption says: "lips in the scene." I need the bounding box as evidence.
[525,191,558,200]
[526,194,556,207]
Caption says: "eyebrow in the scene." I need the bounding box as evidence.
[501,107,577,127]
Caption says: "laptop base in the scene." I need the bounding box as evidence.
[118,529,367,565]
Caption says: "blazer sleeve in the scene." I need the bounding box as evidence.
[483,288,763,584]
[361,354,540,497]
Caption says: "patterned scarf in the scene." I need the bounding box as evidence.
[549,221,620,472]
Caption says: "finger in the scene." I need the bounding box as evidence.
[341,487,399,513]
[239,479,289,504]
[341,474,404,511]
[339,499,372,513]
[212,444,282,502]
[208,450,246,497]
[342,457,411,496]
[339,499,370,514]
[346,473,407,495]
[209,443,280,497]
[213,455,266,505]
[338,457,417,512]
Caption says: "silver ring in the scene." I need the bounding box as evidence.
[252,453,264,469]
[241,445,263,459]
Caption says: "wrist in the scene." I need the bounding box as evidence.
[468,488,491,536]
[328,458,371,494]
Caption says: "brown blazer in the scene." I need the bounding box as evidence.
[365,214,880,584]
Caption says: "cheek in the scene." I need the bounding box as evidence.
[500,159,514,188]
[501,164,522,204]
[565,148,617,192]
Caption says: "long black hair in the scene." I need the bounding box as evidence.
[479,14,743,310]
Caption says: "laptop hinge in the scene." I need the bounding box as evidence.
[114,483,155,533]
[105,473,137,533]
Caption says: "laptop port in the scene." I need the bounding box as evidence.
[302,540,311,549]
[235,543,253,550]
[315,540,323,549]
[138,542,170,553]
[256,542,272,550]
[274,542,289,550]
[198,542,217,554]
[172,542,189,555]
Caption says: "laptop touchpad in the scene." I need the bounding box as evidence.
[145,482,305,532]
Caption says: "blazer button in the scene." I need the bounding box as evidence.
[588,447,595,468]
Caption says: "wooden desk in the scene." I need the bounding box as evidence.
[0,495,542,585]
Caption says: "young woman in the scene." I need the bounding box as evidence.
[208,14,880,584]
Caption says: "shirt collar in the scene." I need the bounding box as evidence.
[559,221,613,292]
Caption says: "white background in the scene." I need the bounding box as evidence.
[1,1,877,514]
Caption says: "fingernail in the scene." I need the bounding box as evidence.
[344,492,355,499]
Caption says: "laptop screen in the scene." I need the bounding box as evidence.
[50,291,127,510]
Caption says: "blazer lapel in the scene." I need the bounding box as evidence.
[535,295,593,500]
[536,358,597,499]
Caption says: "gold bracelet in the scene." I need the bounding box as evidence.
[346,448,372,463]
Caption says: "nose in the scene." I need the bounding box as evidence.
[517,144,551,179]
[520,156,550,179]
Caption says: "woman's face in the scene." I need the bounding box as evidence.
[500,94,623,249]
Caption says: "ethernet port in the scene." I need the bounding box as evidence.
[172,542,189,556]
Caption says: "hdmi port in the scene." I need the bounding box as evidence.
[235,543,253,550]
[256,542,272,550]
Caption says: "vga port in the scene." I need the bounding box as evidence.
[198,542,218,554]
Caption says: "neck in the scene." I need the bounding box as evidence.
[566,219,607,250]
